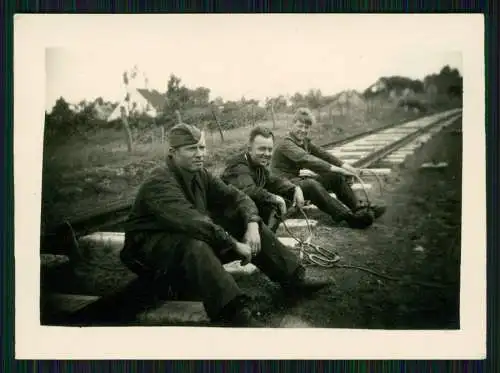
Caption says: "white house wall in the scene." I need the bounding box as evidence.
[107,90,157,122]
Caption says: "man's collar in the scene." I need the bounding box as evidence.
[288,131,306,145]
[245,151,270,170]
[245,151,258,167]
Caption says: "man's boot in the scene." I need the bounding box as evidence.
[330,207,374,229]
[358,203,387,220]
[229,307,266,327]
[344,208,375,229]
[217,296,265,328]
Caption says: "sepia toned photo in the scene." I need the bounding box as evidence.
[15,14,485,359]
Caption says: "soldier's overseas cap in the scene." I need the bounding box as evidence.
[168,123,202,148]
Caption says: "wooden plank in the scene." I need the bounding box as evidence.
[279,219,318,229]
[42,292,210,325]
[359,168,391,176]
[277,237,298,247]
[351,183,372,191]
[137,301,209,324]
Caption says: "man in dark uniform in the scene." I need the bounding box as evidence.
[120,123,330,327]
[221,126,304,231]
[270,107,386,228]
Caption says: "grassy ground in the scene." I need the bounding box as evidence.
[41,107,427,229]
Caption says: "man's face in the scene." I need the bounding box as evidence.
[249,134,274,167]
[291,119,312,141]
[171,133,206,172]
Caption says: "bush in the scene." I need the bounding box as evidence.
[397,98,428,113]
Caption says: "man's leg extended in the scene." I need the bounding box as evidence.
[144,235,250,322]
[295,178,353,221]
[316,172,358,210]
[316,172,386,219]
[255,224,333,295]
[216,214,331,294]
[293,178,374,229]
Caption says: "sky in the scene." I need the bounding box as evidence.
[45,14,464,112]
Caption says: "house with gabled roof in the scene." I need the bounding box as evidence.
[107,88,167,122]
[94,102,117,121]
[325,89,367,115]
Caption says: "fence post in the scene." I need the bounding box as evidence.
[270,104,277,128]
[210,104,225,142]
[175,110,182,124]
[120,107,134,152]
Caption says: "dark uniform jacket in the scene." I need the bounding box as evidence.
[122,156,261,266]
[270,132,344,180]
[221,151,297,206]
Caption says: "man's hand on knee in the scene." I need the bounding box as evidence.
[272,194,288,217]
[330,164,355,177]
[341,163,360,176]
[234,241,253,265]
[243,222,261,257]
[292,187,305,208]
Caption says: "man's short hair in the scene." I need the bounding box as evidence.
[293,107,316,126]
[249,125,275,143]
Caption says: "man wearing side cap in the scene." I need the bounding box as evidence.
[120,123,331,327]
[270,107,386,229]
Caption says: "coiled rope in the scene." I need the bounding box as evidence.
[278,173,451,289]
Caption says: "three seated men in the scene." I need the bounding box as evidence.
[120,107,386,328]
[120,123,331,328]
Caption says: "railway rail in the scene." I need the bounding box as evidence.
[41,108,462,256]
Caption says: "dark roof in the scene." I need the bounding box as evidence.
[136,89,167,111]
[330,90,363,102]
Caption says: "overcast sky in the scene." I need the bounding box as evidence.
[45,14,464,111]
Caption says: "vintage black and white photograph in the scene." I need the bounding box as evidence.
[15,14,485,359]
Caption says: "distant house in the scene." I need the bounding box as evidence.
[94,102,117,121]
[366,76,422,100]
[107,88,167,122]
[327,90,367,115]
[366,79,388,95]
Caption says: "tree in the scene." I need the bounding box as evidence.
[213,96,224,106]
[423,65,462,97]
[290,92,306,108]
[191,87,210,106]
[51,97,74,124]
[305,89,323,110]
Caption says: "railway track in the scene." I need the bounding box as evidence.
[41,107,463,325]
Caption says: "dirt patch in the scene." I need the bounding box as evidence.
[236,118,462,329]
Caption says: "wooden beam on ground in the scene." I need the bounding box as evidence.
[41,292,210,326]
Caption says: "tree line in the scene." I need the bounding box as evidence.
[44,65,462,142]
